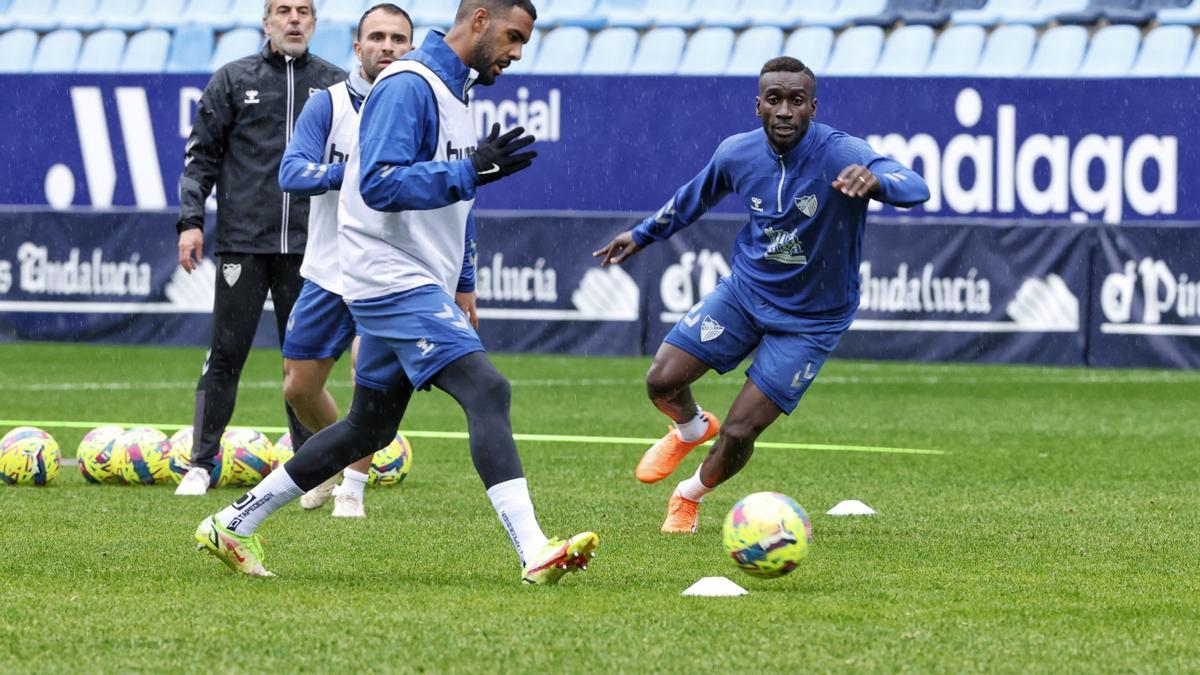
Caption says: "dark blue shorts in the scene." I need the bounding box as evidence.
[281,280,357,361]
[664,275,852,415]
[349,285,484,391]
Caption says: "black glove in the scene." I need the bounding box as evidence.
[471,123,537,186]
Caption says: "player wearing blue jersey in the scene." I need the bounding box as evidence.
[197,0,599,585]
[594,56,931,534]
[275,4,480,519]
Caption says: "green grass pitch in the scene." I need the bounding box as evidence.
[1,341,1198,673]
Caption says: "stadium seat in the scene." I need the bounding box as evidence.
[120,28,170,72]
[628,26,686,74]
[599,0,654,28]
[951,0,1036,26]
[210,28,262,68]
[141,0,189,29]
[6,0,60,31]
[899,0,986,27]
[579,26,637,74]
[309,21,353,67]
[55,0,102,31]
[31,28,82,72]
[724,26,784,75]
[1025,25,1087,76]
[531,26,588,74]
[873,24,933,75]
[676,26,735,75]
[539,0,604,29]
[648,0,704,29]
[924,24,985,75]
[822,25,883,76]
[227,0,263,29]
[834,0,893,27]
[1158,0,1200,23]
[791,0,840,27]
[737,0,795,29]
[500,27,540,73]
[319,0,368,25]
[690,0,750,29]
[409,0,456,28]
[975,24,1036,76]
[1077,24,1140,76]
[1130,24,1194,75]
[1003,0,1090,25]
[782,26,834,73]
[99,0,147,31]
[76,28,127,72]
[0,28,38,71]
[167,24,215,72]
[183,0,239,32]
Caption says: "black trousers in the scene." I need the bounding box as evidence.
[189,253,311,473]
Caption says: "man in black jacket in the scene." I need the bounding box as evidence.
[174,0,346,496]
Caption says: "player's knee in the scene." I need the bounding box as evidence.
[645,365,680,402]
[472,370,511,413]
[719,420,764,450]
[282,371,319,407]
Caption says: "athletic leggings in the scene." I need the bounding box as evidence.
[190,253,312,473]
[284,352,524,491]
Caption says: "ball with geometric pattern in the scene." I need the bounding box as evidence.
[271,432,294,472]
[368,434,412,487]
[114,427,173,485]
[219,428,274,487]
[722,491,813,579]
[76,425,124,484]
[0,426,61,486]
[168,427,228,488]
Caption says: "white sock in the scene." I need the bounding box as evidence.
[334,468,368,500]
[675,406,709,442]
[675,465,716,502]
[486,477,549,566]
[217,468,303,536]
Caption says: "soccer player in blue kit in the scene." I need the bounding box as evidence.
[197,0,599,585]
[594,56,931,534]
[276,4,479,519]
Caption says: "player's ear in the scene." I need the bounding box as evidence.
[811,97,818,117]
[754,96,762,118]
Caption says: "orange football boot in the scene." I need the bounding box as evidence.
[661,493,701,533]
[635,413,720,483]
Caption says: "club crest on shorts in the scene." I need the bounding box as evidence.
[222,263,242,287]
[700,315,724,342]
[795,194,818,217]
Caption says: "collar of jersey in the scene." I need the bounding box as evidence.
[764,122,820,164]
[404,30,477,103]
[261,43,310,67]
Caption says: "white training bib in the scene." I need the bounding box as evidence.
[300,81,358,295]
[337,60,476,302]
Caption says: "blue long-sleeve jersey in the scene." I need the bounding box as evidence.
[279,64,476,293]
[632,123,930,317]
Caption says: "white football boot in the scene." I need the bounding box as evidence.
[299,474,338,510]
[174,467,210,496]
[331,491,366,518]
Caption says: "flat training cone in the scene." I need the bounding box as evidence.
[682,576,748,597]
[826,499,876,516]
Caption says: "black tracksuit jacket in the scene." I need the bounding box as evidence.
[175,44,345,255]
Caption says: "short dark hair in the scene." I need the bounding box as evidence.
[761,56,817,95]
[357,3,414,41]
[455,0,538,22]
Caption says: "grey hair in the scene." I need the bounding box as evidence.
[263,0,317,19]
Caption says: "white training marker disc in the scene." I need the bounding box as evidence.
[826,499,877,516]
[682,576,748,597]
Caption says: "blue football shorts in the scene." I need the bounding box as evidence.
[349,285,484,392]
[663,275,852,415]
[281,279,357,361]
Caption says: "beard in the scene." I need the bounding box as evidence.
[470,37,497,86]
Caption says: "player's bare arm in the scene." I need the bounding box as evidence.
[455,291,479,330]
[592,230,642,267]
[832,164,880,199]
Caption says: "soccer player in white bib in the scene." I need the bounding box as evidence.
[197,0,599,585]
[276,4,478,519]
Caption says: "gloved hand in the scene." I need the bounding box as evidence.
[471,123,537,186]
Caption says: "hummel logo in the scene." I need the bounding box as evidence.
[435,303,471,331]
[416,338,436,356]
[683,301,704,328]
[244,89,260,105]
[790,362,817,388]
[478,163,501,175]
[750,197,764,212]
